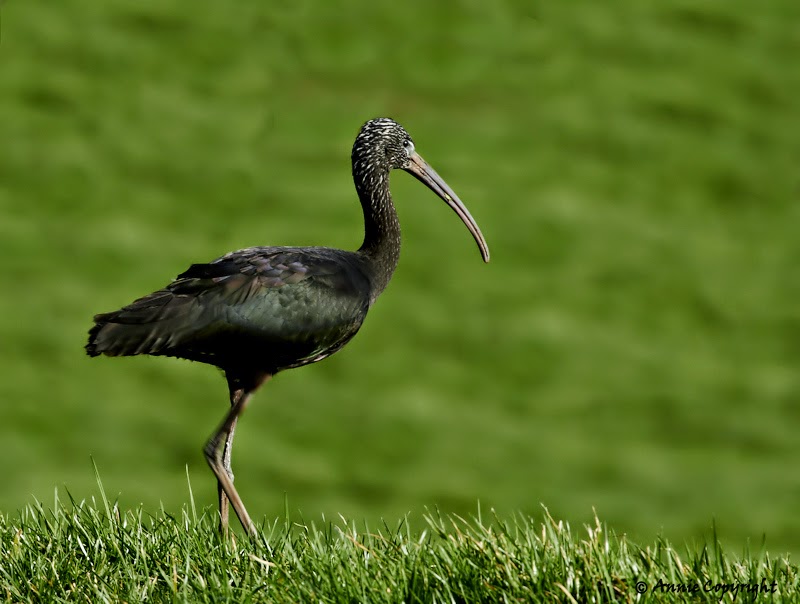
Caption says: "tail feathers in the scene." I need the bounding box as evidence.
[86,318,178,357]
[86,288,211,358]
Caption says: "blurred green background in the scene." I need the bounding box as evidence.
[2,0,798,553]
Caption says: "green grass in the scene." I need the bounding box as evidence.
[1,0,799,567]
[2,479,797,603]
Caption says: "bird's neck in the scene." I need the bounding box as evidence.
[355,168,401,299]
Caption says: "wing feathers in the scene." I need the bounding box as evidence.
[86,247,367,362]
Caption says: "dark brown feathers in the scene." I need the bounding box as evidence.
[86,246,371,372]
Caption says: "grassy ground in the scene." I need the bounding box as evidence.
[2,483,798,603]
[1,0,799,561]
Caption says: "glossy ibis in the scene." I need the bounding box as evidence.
[86,117,490,537]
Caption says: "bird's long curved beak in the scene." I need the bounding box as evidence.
[404,152,490,263]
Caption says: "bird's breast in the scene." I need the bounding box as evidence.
[212,281,368,372]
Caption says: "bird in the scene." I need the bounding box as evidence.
[86,117,490,537]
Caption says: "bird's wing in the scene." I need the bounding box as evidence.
[173,246,355,295]
[87,247,370,359]
[174,251,316,306]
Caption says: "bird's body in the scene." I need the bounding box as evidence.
[87,118,489,537]
[87,247,372,374]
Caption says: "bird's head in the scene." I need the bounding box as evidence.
[352,117,416,172]
[353,117,490,262]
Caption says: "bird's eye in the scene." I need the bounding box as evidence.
[403,140,415,155]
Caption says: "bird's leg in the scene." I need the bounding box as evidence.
[205,390,254,537]
[204,372,271,538]
[216,396,239,536]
